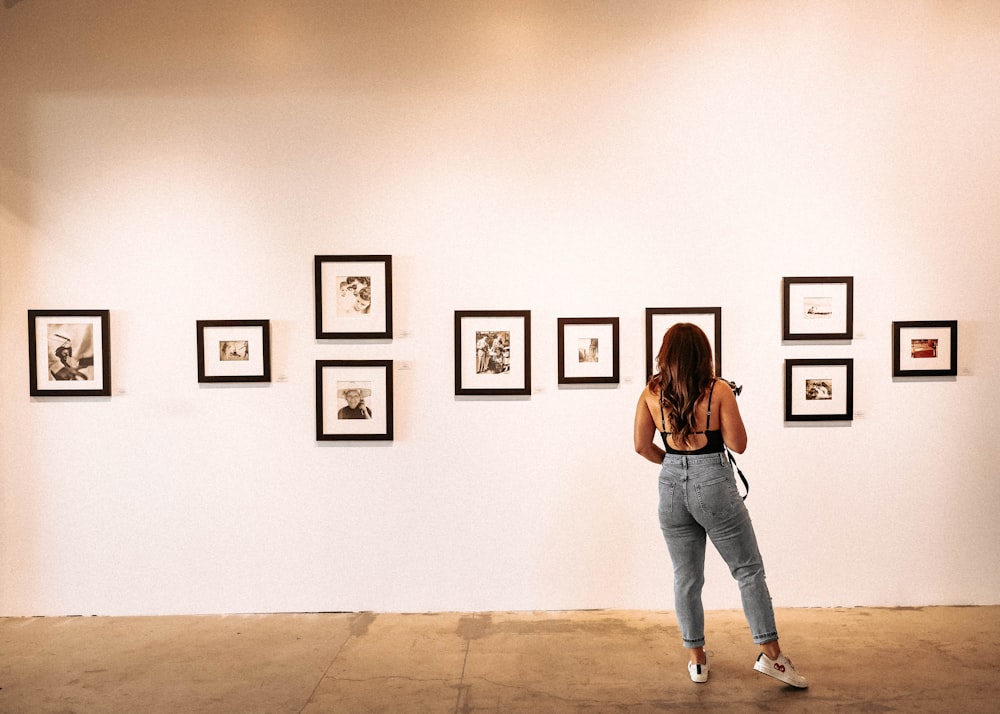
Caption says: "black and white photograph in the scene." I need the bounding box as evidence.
[785,358,853,421]
[315,255,392,339]
[197,320,271,383]
[557,317,620,385]
[455,310,531,395]
[782,276,854,340]
[892,320,958,377]
[28,310,112,397]
[316,360,393,440]
[645,307,721,379]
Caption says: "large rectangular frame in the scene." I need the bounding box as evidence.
[892,320,957,377]
[784,358,854,421]
[645,307,721,379]
[782,276,854,340]
[314,255,393,339]
[28,309,112,397]
[557,317,619,385]
[316,359,394,441]
[196,319,271,383]
[454,310,531,396]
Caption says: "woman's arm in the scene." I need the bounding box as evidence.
[634,390,666,464]
[717,381,748,454]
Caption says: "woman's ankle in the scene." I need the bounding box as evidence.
[760,640,781,659]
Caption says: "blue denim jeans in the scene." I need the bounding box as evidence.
[658,451,778,649]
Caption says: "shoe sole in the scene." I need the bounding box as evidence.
[753,660,808,688]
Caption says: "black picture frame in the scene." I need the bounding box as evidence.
[784,358,854,422]
[314,255,393,339]
[782,276,854,341]
[28,309,112,397]
[645,307,721,379]
[316,360,394,441]
[557,317,620,385]
[454,310,531,396]
[196,319,271,383]
[892,320,958,377]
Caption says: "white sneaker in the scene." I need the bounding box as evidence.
[688,657,709,683]
[754,652,808,688]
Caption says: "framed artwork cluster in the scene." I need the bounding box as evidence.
[24,265,959,437]
[314,255,394,441]
[781,277,855,422]
[780,277,959,423]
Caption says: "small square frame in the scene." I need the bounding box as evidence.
[784,358,854,422]
[196,319,271,383]
[782,276,854,340]
[455,310,531,396]
[316,360,394,441]
[645,307,721,379]
[892,320,957,377]
[28,309,112,397]
[314,255,393,339]
[557,317,620,385]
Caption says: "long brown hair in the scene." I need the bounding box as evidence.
[647,323,715,446]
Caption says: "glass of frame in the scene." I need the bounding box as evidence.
[196,319,271,383]
[782,276,854,340]
[557,317,619,385]
[892,320,957,377]
[28,309,112,397]
[784,358,854,422]
[454,310,531,396]
[316,360,393,441]
[314,255,393,339]
[645,307,721,379]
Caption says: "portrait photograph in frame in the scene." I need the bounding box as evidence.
[28,309,112,397]
[196,319,271,383]
[892,320,957,377]
[316,360,393,441]
[645,307,721,379]
[557,317,620,385]
[454,310,531,396]
[782,276,854,340]
[314,255,392,339]
[784,358,854,422]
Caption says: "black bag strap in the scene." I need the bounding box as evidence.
[726,447,749,501]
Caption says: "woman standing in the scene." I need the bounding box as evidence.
[633,323,808,688]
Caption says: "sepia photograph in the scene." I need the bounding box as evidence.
[316,360,393,440]
[893,320,957,377]
[197,320,271,383]
[315,255,392,339]
[557,317,619,385]
[28,310,112,397]
[785,359,853,421]
[455,311,531,395]
[783,277,853,340]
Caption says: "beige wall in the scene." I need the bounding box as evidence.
[2,1,999,616]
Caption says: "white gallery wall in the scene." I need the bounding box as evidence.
[2,1,999,616]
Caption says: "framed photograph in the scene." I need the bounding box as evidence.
[454,310,531,396]
[196,320,271,383]
[557,317,619,385]
[782,276,853,340]
[314,255,392,339]
[645,307,721,379]
[892,320,958,377]
[784,358,854,421]
[28,309,112,397]
[316,360,393,441]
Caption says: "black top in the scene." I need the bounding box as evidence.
[659,379,725,455]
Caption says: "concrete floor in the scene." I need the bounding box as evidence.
[1,607,998,713]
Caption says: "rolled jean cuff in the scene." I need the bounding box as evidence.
[683,637,706,649]
[752,630,779,645]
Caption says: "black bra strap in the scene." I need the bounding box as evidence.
[660,379,719,436]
